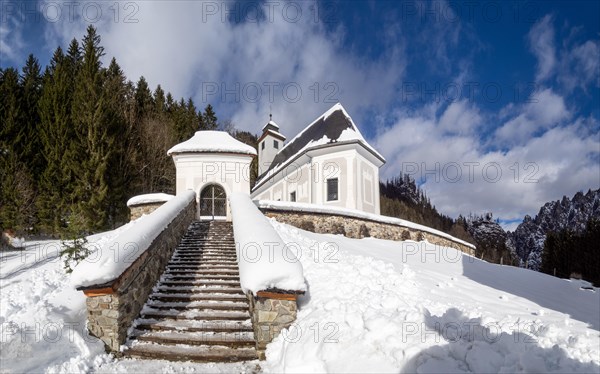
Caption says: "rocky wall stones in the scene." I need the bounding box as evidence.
[262,210,475,256]
[247,293,298,360]
[129,203,165,221]
[84,199,196,352]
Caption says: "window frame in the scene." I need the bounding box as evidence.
[273,140,279,149]
[326,178,339,202]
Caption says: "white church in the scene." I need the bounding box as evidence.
[166,103,385,220]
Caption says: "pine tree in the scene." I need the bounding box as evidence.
[70,25,111,233]
[103,58,130,227]
[38,47,71,233]
[203,104,218,130]
[20,54,43,177]
[134,76,154,123]
[0,68,27,232]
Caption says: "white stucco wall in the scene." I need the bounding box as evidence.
[172,153,254,221]
[251,143,382,214]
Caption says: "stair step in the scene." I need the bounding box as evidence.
[149,293,246,302]
[161,279,240,286]
[162,275,240,281]
[126,220,256,364]
[132,330,255,347]
[145,300,248,311]
[135,319,253,333]
[123,342,258,362]
[163,274,240,279]
[154,286,243,294]
[142,309,250,321]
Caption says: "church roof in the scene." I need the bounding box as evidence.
[262,120,280,131]
[255,103,385,186]
[167,131,257,156]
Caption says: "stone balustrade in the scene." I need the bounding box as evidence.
[77,197,196,352]
[260,209,476,256]
[247,289,303,360]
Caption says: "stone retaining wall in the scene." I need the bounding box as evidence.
[261,210,475,256]
[247,291,300,360]
[82,199,196,352]
[129,203,165,221]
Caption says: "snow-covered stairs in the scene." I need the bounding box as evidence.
[123,221,258,362]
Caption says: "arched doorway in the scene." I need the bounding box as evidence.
[199,184,227,219]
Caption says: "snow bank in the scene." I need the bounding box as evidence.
[126,193,174,207]
[264,221,600,373]
[256,199,476,249]
[167,130,257,155]
[229,192,306,294]
[71,191,196,289]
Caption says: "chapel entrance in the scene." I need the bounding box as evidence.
[199,184,227,220]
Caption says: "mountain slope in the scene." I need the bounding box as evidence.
[508,189,600,270]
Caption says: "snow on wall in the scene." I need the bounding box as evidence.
[229,192,306,294]
[126,193,174,207]
[71,191,196,289]
[256,200,476,249]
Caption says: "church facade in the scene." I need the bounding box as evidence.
[251,103,385,214]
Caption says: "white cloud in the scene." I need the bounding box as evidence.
[43,0,406,136]
[0,6,26,64]
[374,98,599,223]
[494,88,570,144]
[559,38,600,92]
[528,14,556,82]
[527,13,600,92]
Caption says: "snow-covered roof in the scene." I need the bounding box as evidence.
[254,103,385,187]
[126,193,174,207]
[255,200,476,249]
[167,131,257,156]
[262,120,279,131]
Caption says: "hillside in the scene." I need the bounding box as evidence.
[380,174,474,245]
[507,189,600,271]
[1,220,598,373]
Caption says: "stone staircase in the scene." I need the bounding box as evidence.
[123,221,258,362]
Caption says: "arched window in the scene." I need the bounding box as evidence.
[199,184,227,219]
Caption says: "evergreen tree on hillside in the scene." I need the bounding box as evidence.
[203,104,218,130]
[134,76,154,123]
[103,58,130,226]
[0,67,33,233]
[70,25,112,233]
[37,47,79,234]
[20,55,43,177]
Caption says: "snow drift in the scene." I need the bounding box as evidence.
[71,191,195,289]
[229,192,306,294]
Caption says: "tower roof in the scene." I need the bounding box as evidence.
[167,131,257,156]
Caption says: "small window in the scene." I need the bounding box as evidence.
[273,140,279,149]
[327,178,338,201]
[290,191,296,202]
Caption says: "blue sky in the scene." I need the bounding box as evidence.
[1,0,599,229]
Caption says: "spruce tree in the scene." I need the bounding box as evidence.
[103,58,130,226]
[70,25,111,233]
[203,104,218,130]
[20,54,43,177]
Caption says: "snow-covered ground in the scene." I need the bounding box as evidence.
[1,219,598,373]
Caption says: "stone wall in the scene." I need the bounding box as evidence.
[82,198,196,352]
[247,291,299,360]
[129,203,165,221]
[261,210,475,256]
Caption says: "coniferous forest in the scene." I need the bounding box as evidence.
[0,25,237,238]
